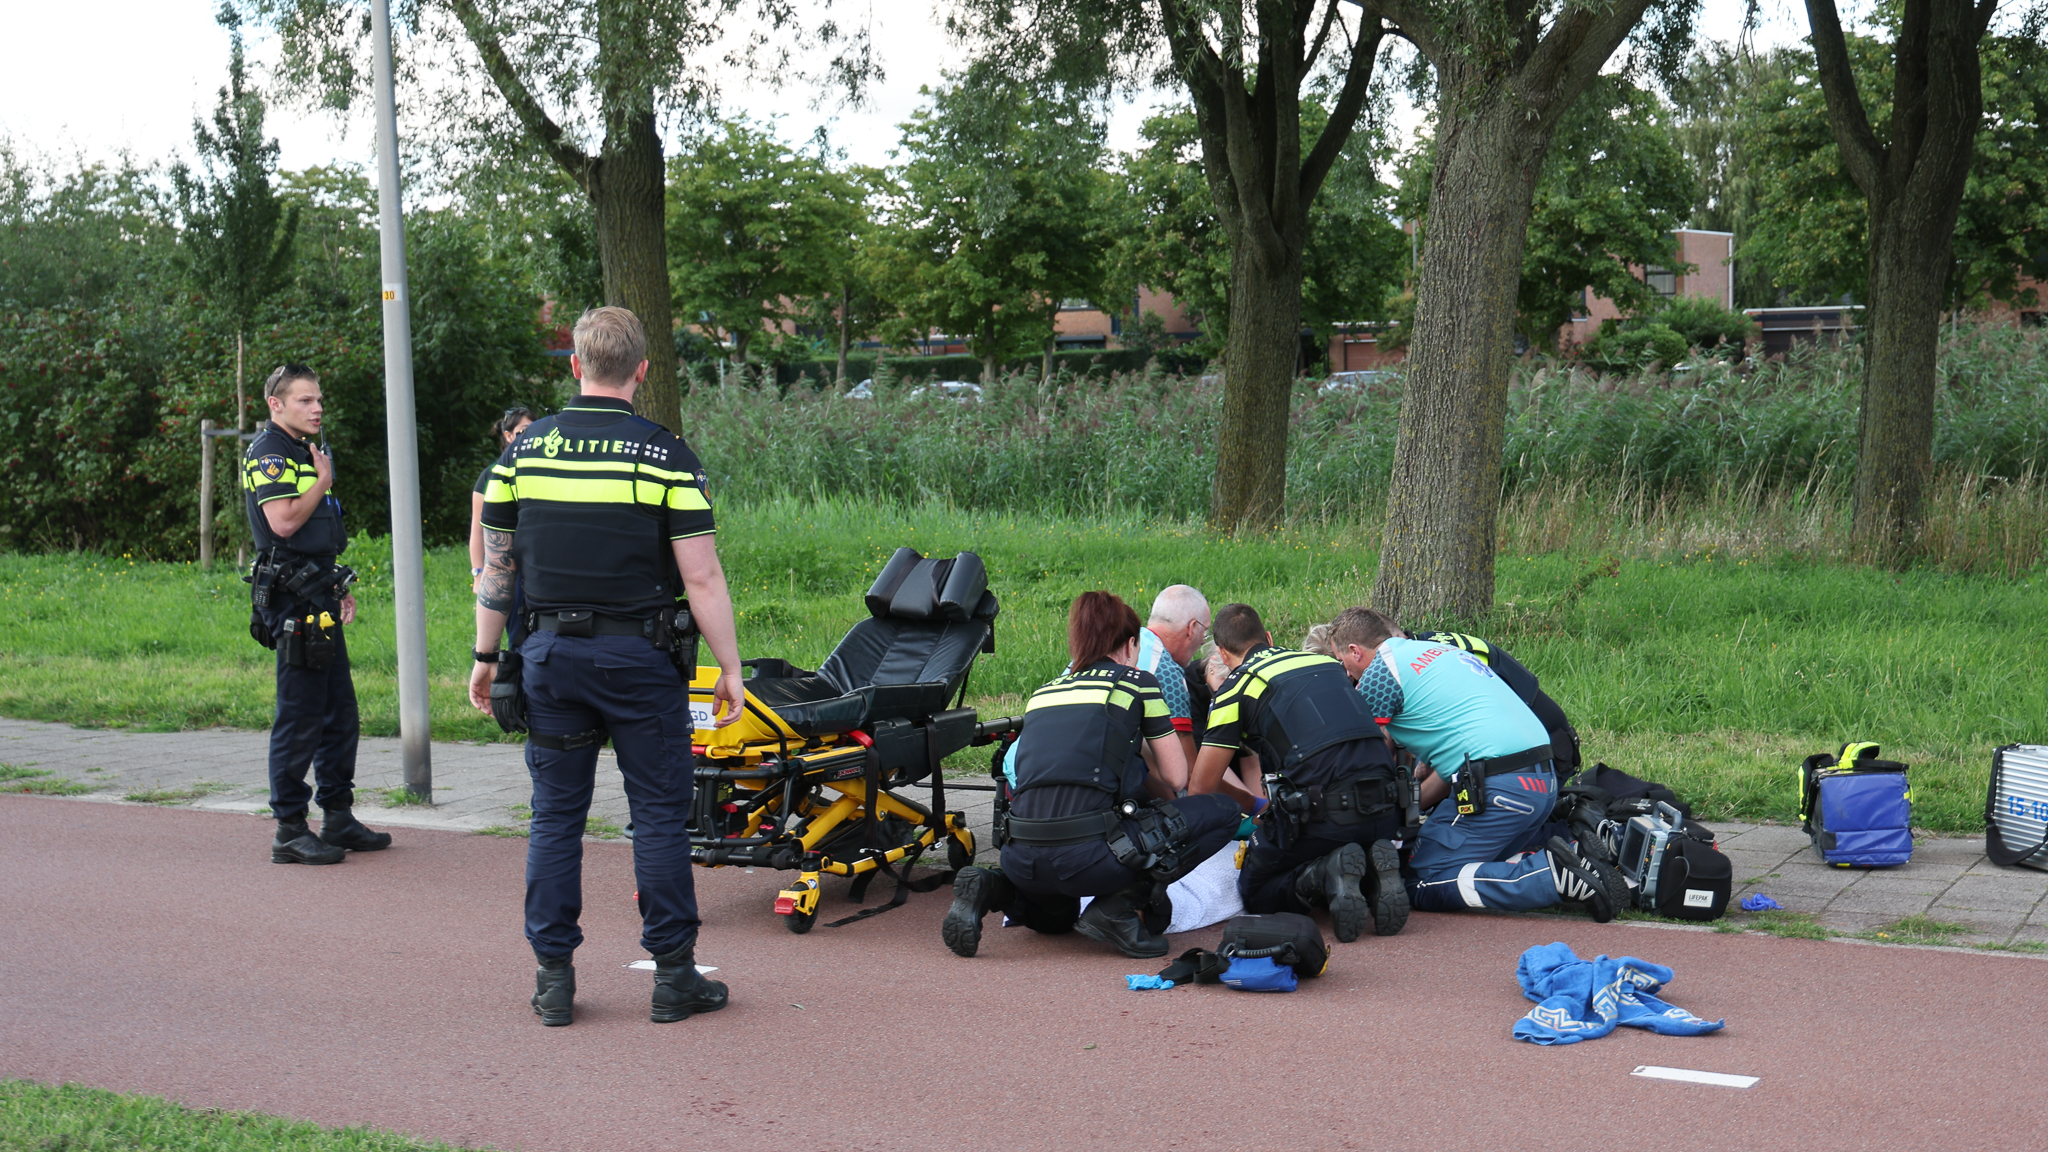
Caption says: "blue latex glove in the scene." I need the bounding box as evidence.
[1740,893,1782,912]
[1126,974,1175,991]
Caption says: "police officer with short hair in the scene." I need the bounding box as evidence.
[468,306,745,1028]
[243,364,391,865]
[1190,603,1409,943]
[944,592,1241,960]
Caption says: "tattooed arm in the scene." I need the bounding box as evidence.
[468,528,517,713]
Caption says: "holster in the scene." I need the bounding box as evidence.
[1106,799,1193,880]
[660,604,700,673]
[1261,774,1314,849]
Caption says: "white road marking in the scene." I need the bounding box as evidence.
[1632,1066,1759,1088]
[625,960,718,974]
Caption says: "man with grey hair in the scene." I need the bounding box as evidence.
[471,305,746,1027]
[1140,584,1212,767]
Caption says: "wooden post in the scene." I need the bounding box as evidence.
[199,420,216,570]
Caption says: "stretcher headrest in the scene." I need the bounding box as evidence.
[863,548,993,623]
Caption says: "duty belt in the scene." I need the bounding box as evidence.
[1002,809,1121,847]
[1305,774,1400,824]
[531,609,664,640]
[1470,744,1554,776]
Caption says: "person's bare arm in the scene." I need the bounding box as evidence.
[468,528,516,713]
[1189,743,1257,812]
[261,446,334,538]
[674,534,744,726]
[1175,731,1198,768]
[468,491,487,574]
[1146,730,1190,794]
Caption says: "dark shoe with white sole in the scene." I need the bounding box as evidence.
[1549,836,1616,923]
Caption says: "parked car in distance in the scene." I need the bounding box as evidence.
[843,379,982,401]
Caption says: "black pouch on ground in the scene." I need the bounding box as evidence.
[1649,834,1732,920]
[1218,913,1329,977]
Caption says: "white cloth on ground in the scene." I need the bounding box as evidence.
[1076,840,1243,934]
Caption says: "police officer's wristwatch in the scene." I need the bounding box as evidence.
[473,649,501,663]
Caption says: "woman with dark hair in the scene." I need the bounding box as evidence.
[943,592,1243,960]
[470,407,533,643]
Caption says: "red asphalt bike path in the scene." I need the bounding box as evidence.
[4,794,2042,1151]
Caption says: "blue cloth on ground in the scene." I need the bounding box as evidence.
[1126,974,1175,990]
[1740,893,1782,911]
[1512,942,1724,1045]
[1220,956,1296,992]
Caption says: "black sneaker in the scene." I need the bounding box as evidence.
[1548,836,1615,923]
[273,821,345,865]
[1364,839,1409,937]
[1322,842,1372,943]
[942,867,1000,958]
[1074,891,1168,959]
[319,809,392,852]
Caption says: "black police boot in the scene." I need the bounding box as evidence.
[649,946,729,1023]
[942,866,1012,958]
[532,952,575,1027]
[1319,841,1372,944]
[272,819,345,865]
[320,808,393,852]
[1548,836,1617,923]
[1074,883,1169,959]
[1139,880,1173,936]
[1364,839,1410,937]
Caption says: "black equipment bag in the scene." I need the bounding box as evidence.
[1648,833,1732,921]
[1218,913,1329,978]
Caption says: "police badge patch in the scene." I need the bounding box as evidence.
[258,455,288,480]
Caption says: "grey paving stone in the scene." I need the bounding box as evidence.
[1939,875,2048,913]
[1827,886,1951,915]
[1715,824,1811,852]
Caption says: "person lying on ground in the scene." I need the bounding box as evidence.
[1326,607,1621,922]
[943,592,1242,960]
[1186,603,1409,942]
[1301,622,1335,657]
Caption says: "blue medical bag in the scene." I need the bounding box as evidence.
[1800,743,1913,868]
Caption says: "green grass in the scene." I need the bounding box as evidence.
[1,496,2042,830]
[584,817,625,840]
[0,764,95,797]
[372,787,432,808]
[473,825,526,838]
[1861,914,1972,946]
[0,1080,474,1150]
[122,781,232,805]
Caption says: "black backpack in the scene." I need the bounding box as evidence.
[1157,912,1330,983]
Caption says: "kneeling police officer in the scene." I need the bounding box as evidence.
[944,592,1241,959]
[1191,603,1410,942]
[242,363,390,866]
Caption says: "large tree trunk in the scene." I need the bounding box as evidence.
[1852,195,1954,560]
[1211,230,1306,532]
[589,108,681,427]
[1373,100,1550,624]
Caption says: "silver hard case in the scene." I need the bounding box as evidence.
[1988,744,2048,871]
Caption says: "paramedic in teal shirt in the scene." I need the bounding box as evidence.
[1327,607,1621,919]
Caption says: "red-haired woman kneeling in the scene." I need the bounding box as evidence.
[942,591,1243,959]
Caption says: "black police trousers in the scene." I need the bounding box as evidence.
[268,622,359,823]
[1238,809,1406,916]
[520,631,699,960]
[997,793,1241,933]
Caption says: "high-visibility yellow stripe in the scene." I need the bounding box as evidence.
[1204,700,1241,733]
[483,476,518,503]
[668,485,711,511]
[516,457,696,482]
[510,474,673,506]
[1143,697,1168,719]
[1026,685,1118,712]
[1247,652,1330,679]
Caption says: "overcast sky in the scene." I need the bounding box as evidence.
[1,0,1810,179]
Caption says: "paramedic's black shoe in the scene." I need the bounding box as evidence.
[942,866,1006,958]
[272,820,345,865]
[319,808,392,852]
[650,947,728,1022]
[1322,842,1373,943]
[1075,889,1169,959]
[1549,836,1615,923]
[1365,839,1409,937]
[532,953,575,1026]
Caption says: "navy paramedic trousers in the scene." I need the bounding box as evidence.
[268,623,359,822]
[520,631,701,960]
[998,793,1241,933]
[1406,764,1560,912]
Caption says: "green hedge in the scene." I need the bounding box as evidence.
[686,348,1213,390]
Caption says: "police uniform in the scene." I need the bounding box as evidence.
[243,421,368,855]
[1409,631,1578,772]
[944,660,1240,958]
[1356,637,1567,913]
[1207,647,1409,939]
[478,395,716,982]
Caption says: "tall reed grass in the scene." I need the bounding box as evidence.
[683,322,2048,576]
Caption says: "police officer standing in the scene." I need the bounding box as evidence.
[242,364,391,865]
[468,307,745,1028]
[1189,604,1409,943]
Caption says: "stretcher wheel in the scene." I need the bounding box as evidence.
[947,834,974,871]
[783,906,816,934]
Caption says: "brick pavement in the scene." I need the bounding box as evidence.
[5,715,2044,947]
